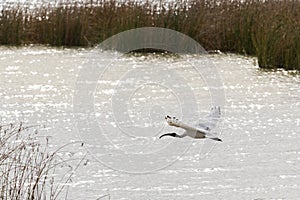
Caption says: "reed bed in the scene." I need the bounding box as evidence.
[0,0,299,70]
[0,123,74,199]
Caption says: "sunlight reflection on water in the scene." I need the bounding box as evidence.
[0,47,299,199]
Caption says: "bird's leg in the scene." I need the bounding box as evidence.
[209,137,222,142]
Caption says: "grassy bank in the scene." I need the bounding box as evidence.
[0,123,77,199]
[0,0,299,70]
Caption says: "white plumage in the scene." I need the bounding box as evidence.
[159,106,222,142]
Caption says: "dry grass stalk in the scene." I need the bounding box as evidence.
[0,123,80,200]
[0,0,299,70]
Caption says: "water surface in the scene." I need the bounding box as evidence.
[0,47,299,199]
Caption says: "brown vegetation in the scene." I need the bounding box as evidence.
[0,123,75,199]
[0,0,299,70]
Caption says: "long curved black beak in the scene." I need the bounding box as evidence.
[159,132,176,139]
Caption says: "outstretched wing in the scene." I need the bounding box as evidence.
[197,106,221,131]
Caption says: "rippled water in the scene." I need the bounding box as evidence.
[0,46,299,199]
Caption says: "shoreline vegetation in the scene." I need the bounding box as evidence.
[0,123,82,199]
[0,0,299,70]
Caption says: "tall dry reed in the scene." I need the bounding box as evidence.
[0,0,299,70]
[0,123,77,199]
